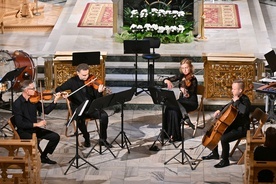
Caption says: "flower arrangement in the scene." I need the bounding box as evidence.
[114,7,194,44]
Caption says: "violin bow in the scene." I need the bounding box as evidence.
[66,77,97,98]
[39,81,45,121]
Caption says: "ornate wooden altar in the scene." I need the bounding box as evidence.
[44,51,107,89]
[203,53,257,101]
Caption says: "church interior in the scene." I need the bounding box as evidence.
[0,0,276,183]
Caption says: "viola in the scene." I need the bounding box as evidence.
[85,75,112,94]
[202,104,238,150]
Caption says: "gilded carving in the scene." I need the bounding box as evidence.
[51,52,106,89]
[204,55,256,101]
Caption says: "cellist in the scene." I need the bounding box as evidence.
[202,79,251,168]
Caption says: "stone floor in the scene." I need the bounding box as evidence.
[1,0,276,183]
[0,108,258,184]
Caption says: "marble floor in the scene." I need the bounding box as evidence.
[1,107,270,184]
[0,0,275,59]
[0,0,276,183]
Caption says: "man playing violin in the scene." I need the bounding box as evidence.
[202,79,251,168]
[12,80,62,164]
[55,63,112,148]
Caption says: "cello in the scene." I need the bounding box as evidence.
[202,82,253,151]
[202,103,238,151]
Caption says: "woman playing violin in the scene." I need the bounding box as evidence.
[12,80,62,164]
[163,58,198,142]
[202,79,251,168]
[55,63,112,148]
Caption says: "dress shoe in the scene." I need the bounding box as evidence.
[149,145,160,151]
[214,159,230,168]
[183,118,195,130]
[202,152,219,160]
[41,156,57,164]
[84,141,91,148]
[100,140,113,148]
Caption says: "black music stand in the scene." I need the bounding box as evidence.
[164,117,201,170]
[64,100,98,175]
[72,51,100,66]
[124,40,150,96]
[110,88,135,153]
[149,88,201,169]
[0,67,26,137]
[264,50,276,76]
[85,94,117,158]
[148,87,179,151]
[0,66,26,106]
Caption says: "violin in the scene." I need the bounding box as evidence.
[85,75,112,94]
[29,90,65,103]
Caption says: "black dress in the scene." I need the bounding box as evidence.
[163,74,198,141]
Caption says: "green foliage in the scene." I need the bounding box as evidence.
[115,5,194,44]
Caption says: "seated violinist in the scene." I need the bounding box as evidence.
[163,58,198,142]
[202,79,251,168]
[55,63,112,148]
[12,80,62,164]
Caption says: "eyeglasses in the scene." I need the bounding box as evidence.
[26,87,35,91]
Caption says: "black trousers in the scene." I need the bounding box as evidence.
[78,109,109,140]
[212,126,246,160]
[18,127,60,155]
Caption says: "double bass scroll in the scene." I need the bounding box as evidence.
[202,104,238,151]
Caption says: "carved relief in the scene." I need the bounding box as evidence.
[52,54,105,89]
[204,56,256,101]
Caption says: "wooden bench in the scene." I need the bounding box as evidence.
[0,12,4,34]
[243,130,276,183]
[0,134,41,184]
[0,156,33,183]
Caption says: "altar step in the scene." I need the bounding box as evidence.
[34,55,266,111]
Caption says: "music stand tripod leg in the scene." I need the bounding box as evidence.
[164,120,200,170]
[0,122,12,137]
[64,118,98,175]
[111,103,131,153]
[86,110,116,158]
[149,103,178,150]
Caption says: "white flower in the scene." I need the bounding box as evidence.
[144,23,152,31]
[137,25,144,30]
[151,8,158,13]
[127,8,188,37]
[130,24,137,29]
[131,10,138,15]
[157,26,165,33]
[152,24,159,30]
[177,25,185,33]
[140,9,148,18]
[178,11,185,17]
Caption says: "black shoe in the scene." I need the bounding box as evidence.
[202,152,219,160]
[183,118,195,130]
[84,141,91,148]
[99,140,113,148]
[41,156,57,164]
[149,145,160,151]
[214,159,230,168]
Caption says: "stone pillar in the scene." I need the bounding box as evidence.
[193,0,199,36]
[112,0,123,34]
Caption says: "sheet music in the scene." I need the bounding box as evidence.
[259,77,276,83]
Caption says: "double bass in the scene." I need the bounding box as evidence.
[202,103,238,151]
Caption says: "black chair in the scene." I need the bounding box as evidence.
[142,37,161,87]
